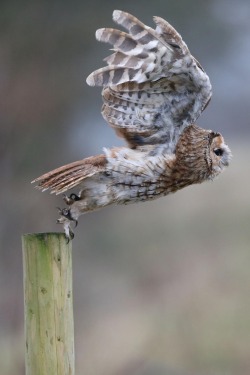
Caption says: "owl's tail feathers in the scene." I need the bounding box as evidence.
[32,154,107,195]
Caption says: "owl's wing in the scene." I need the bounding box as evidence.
[86,10,212,152]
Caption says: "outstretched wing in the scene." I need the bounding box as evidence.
[86,10,212,152]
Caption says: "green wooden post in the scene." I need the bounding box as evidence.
[22,233,75,375]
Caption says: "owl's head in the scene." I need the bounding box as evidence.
[208,132,232,177]
[174,125,231,183]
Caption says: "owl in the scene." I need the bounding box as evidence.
[33,10,232,240]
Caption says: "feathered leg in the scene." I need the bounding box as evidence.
[32,154,108,240]
[32,146,179,240]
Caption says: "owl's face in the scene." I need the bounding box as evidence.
[209,133,232,176]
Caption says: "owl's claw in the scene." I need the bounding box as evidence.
[63,193,81,205]
[56,207,77,241]
[63,226,74,243]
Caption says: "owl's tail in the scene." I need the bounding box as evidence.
[32,154,107,194]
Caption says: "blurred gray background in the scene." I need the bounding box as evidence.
[1,0,250,374]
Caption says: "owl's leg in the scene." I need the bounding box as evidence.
[57,207,78,241]
[57,178,114,240]
[57,191,97,241]
[55,194,81,241]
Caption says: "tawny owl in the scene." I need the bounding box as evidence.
[33,10,232,240]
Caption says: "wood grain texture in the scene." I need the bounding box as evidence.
[22,233,74,375]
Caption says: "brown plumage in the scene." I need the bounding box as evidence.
[33,10,231,239]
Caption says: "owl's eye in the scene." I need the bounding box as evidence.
[214,148,223,156]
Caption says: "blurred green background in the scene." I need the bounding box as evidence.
[1,0,250,374]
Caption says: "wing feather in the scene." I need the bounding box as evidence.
[86,10,212,151]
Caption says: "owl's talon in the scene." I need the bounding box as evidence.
[70,193,80,201]
[57,207,74,221]
[63,193,80,205]
[66,228,74,243]
[56,207,78,241]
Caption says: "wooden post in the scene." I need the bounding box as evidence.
[22,233,75,375]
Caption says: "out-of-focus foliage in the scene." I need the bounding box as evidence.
[1,0,250,374]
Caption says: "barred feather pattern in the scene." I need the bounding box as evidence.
[86,10,212,151]
[33,11,231,240]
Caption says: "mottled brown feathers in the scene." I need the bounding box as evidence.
[33,10,231,240]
